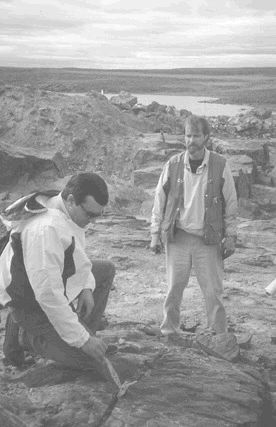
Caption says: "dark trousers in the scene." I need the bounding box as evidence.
[3,260,115,370]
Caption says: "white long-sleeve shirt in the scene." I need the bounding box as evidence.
[0,193,95,348]
[151,149,238,238]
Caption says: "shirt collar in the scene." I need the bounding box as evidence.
[184,148,210,171]
[48,193,87,233]
[46,192,70,218]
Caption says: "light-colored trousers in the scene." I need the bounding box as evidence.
[160,229,227,335]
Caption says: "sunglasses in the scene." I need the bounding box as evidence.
[80,203,103,219]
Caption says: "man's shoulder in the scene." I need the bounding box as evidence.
[209,150,226,165]
[22,208,68,234]
[166,151,185,166]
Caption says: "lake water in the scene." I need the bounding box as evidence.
[65,92,251,117]
[106,93,251,117]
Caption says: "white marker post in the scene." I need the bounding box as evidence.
[265,278,276,296]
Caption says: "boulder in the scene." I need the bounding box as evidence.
[139,198,154,220]
[133,134,185,170]
[133,149,168,169]
[263,117,275,134]
[110,91,138,110]
[211,138,269,166]
[227,110,275,137]
[133,165,163,189]
[229,114,263,133]
[237,219,276,251]
[225,154,255,198]
[225,154,254,176]
[180,108,192,117]
[255,167,274,186]
[252,108,272,120]
[146,101,167,114]
[138,133,185,152]
[238,197,261,219]
[0,140,67,186]
[251,184,276,211]
[131,103,147,114]
[165,105,177,115]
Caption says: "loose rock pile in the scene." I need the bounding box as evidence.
[0,86,149,190]
[209,109,275,138]
[110,91,276,139]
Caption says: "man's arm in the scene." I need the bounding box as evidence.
[222,161,238,237]
[150,162,169,253]
[221,161,238,257]
[22,224,92,348]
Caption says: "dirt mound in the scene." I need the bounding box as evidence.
[0,86,150,188]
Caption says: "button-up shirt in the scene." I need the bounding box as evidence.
[151,148,237,238]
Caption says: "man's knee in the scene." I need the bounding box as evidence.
[106,261,116,281]
[91,260,116,286]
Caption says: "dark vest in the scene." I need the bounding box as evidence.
[162,151,226,245]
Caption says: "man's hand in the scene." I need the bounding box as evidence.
[221,236,236,259]
[81,335,107,365]
[150,234,163,254]
[76,289,94,321]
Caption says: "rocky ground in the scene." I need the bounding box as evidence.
[0,214,275,426]
[0,88,276,426]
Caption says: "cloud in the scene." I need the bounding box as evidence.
[0,0,275,68]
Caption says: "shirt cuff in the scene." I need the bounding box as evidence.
[72,329,90,348]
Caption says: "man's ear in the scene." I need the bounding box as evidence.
[67,194,75,206]
[204,134,209,144]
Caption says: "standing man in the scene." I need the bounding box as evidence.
[0,173,115,372]
[150,115,237,336]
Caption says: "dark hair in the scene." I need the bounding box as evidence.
[61,173,109,206]
[184,115,210,137]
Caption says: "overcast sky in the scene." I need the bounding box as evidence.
[0,0,275,68]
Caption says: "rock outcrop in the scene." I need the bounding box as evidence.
[0,86,148,185]
[109,92,276,139]
[0,325,272,427]
[110,91,138,110]
[209,109,275,138]
[0,140,67,187]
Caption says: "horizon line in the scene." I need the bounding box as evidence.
[0,66,276,71]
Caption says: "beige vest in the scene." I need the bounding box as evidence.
[162,151,226,245]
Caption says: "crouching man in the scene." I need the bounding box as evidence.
[0,172,115,372]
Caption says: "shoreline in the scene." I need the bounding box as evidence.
[1,67,275,110]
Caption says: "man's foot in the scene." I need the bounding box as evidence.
[141,325,163,337]
[237,332,253,349]
[180,319,200,333]
[196,331,240,362]
[97,316,109,331]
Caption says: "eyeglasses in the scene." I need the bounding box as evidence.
[80,203,103,219]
